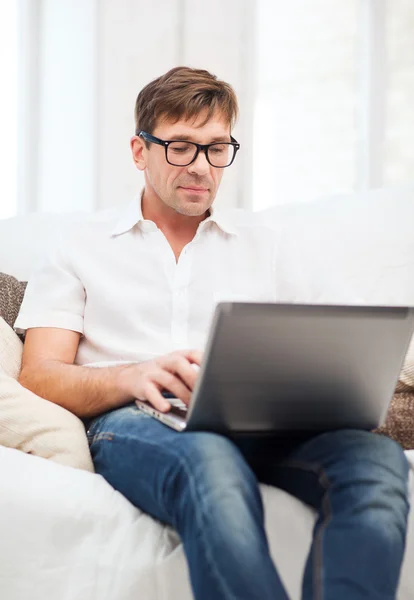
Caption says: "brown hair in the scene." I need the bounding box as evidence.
[134,66,238,137]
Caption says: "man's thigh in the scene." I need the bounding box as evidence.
[88,406,318,513]
[87,403,256,525]
[234,429,408,512]
[87,404,188,520]
[89,406,406,516]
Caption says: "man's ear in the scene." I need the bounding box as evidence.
[130,136,147,171]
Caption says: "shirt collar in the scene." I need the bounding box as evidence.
[110,196,146,237]
[110,194,239,237]
[200,204,239,236]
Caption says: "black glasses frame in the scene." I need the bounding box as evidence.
[136,130,240,168]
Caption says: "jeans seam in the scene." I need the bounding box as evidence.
[280,459,331,600]
[90,432,114,444]
[173,449,241,600]
[92,430,240,600]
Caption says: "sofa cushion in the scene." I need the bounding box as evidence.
[0,444,413,600]
[0,317,94,471]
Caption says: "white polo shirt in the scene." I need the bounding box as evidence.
[15,198,348,367]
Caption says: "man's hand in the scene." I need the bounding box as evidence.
[119,349,203,412]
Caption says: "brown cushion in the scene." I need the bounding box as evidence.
[374,391,414,450]
[0,273,27,329]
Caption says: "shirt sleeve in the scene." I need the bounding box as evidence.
[14,227,85,335]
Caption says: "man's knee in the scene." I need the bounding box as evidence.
[322,429,409,477]
[170,432,263,540]
[174,432,255,490]
[168,432,262,525]
[297,430,409,511]
[312,430,409,522]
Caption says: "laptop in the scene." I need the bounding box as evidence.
[135,302,414,435]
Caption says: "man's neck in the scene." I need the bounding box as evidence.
[141,189,209,261]
[141,190,208,237]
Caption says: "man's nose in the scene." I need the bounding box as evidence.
[187,150,210,175]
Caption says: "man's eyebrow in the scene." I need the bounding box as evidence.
[209,136,232,143]
[168,134,231,143]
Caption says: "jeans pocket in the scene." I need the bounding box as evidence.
[87,403,151,445]
[86,412,112,445]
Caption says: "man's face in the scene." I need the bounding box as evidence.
[133,111,231,217]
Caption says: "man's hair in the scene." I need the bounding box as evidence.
[134,66,238,136]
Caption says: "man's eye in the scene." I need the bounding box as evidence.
[170,144,191,153]
[210,145,226,154]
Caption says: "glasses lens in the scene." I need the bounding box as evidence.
[207,143,235,167]
[167,142,198,166]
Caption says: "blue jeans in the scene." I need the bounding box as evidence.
[87,403,410,600]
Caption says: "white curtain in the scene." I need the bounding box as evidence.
[0,1,18,219]
[6,0,252,216]
[384,0,414,186]
[2,0,413,217]
[252,0,414,210]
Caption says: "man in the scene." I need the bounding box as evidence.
[16,67,409,600]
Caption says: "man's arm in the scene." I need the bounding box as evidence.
[19,328,202,419]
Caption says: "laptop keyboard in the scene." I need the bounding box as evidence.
[169,397,188,410]
[160,391,189,418]
[169,398,188,419]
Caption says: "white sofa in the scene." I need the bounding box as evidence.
[1,186,414,600]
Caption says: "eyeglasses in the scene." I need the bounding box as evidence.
[137,130,240,168]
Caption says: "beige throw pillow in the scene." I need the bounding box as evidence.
[0,313,23,379]
[0,317,94,472]
[398,334,414,390]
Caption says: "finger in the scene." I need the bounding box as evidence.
[155,370,192,406]
[179,349,203,366]
[144,381,171,412]
[166,356,200,393]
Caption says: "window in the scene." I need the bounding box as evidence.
[384,0,414,185]
[253,0,414,209]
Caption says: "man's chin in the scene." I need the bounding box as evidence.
[175,203,210,217]
[173,195,213,217]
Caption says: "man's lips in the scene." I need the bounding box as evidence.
[179,186,209,193]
